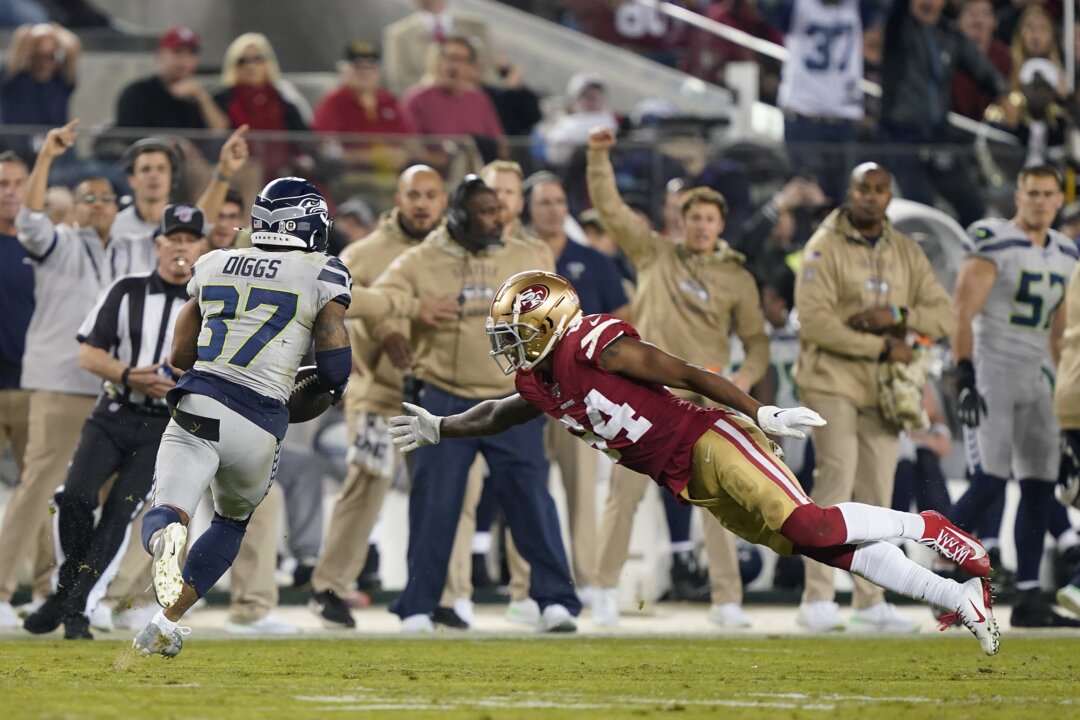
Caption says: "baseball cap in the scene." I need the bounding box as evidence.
[159,25,200,52]
[344,39,380,62]
[578,209,607,234]
[567,72,605,99]
[159,203,206,237]
[1019,58,1060,88]
[337,196,375,225]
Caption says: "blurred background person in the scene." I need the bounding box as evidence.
[0,22,80,130]
[543,73,618,169]
[43,184,73,226]
[952,0,1012,121]
[207,188,244,250]
[382,0,494,94]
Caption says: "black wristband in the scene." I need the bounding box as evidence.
[120,366,132,387]
[879,337,894,362]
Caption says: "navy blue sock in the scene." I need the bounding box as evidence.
[949,470,1007,532]
[974,489,1006,545]
[141,506,182,554]
[1015,479,1055,589]
[181,513,249,597]
[662,489,692,544]
[1048,499,1072,538]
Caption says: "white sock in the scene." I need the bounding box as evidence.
[471,532,492,555]
[849,541,962,612]
[670,540,695,554]
[836,503,926,543]
[1058,527,1080,552]
[152,609,177,634]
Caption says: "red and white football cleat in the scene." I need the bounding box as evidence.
[939,577,1000,656]
[918,511,991,577]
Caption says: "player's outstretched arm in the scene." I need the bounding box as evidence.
[389,394,542,453]
[170,299,203,372]
[599,336,825,439]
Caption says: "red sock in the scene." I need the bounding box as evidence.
[781,505,848,548]
[795,544,856,571]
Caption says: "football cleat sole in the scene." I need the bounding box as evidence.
[152,523,187,609]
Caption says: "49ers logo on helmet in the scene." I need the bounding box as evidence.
[516,284,549,312]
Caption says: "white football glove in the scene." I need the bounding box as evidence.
[388,402,442,453]
[756,405,826,439]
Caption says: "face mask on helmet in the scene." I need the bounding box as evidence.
[250,177,333,253]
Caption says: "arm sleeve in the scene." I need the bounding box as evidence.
[903,243,954,340]
[75,279,123,350]
[586,149,659,267]
[795,242,889,360]
[316,255,353,310]
[14,207,59,261]
[732,270,770,384]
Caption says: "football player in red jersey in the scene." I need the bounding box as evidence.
[390,271,1000,654]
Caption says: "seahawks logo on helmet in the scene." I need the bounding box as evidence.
[250,177,333,253]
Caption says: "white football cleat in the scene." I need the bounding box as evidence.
[796,601,845,632]
[592,588,620,627]
[940,577,1000,656]
[505,598,540,626]
[0,601,20,628]
[1057,584,1080,619]
[707,602,752,628]
[540,604,577,633]
[848,602,920,634]
[132,622,189,658]
[152,523,187,608]
[401,613,434,634]
[88,603,114,632]
[225,615,299,635]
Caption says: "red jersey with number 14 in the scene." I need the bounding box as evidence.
[515,314,724,496]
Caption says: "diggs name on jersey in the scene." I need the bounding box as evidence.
[222,255,282,279]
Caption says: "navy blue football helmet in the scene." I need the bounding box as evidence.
[250,177,332,252]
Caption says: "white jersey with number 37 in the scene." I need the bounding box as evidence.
[777,0,865,119]
[186,248,352,403]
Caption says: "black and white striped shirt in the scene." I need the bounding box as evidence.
[76,271,189,411]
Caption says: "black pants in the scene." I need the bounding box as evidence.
[55,399,169,612]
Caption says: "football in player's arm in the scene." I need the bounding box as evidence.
[390,271,1003,655]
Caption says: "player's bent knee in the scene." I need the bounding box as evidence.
[779,504,846,548]
[181,512,249,597]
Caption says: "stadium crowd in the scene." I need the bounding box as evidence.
[1,0,1080,639]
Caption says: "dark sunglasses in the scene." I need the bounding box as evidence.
[77,193,117,204]
[237,54,266,66]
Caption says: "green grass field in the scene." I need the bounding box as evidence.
[2,635,1078,719]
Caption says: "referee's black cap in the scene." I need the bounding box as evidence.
[159,203,206,238]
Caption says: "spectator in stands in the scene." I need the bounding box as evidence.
[112,138,178,240]
[683,0,784,88]
[1009,5,1063,92]
[481,49,542,138]
[335,196,377,244]
[401,36,505,161]
[953,0,1012,120]
[761,0,885,203]
[793,161,952,632]
[215,33,310,176]
[880,0,1006,227]
[382,0,494,94]
[313,40,414,171]
[0,23,79,130]
[208,188,243,249]
[730,175,828,276]
[44,184,72,225]
[985,58,1071,170]
[1060,201,1080,244]
[115,26,229,132]
[0,120,153,628]
[543,73,618,168]
[0,151,32,629]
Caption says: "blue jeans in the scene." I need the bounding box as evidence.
[389,385,579,619]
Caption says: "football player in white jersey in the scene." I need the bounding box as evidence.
[949,164,1080,628]
[132,178,353,656]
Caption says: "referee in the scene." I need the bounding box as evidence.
[24,204,209,639]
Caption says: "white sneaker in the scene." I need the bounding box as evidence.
[1057,584,1080,619]
[114,604,160,630]
[225,615,299,635]
[540,603,577,633]
[848,603,920,634]
[152,523,187,608]
[453,598,475,627]
[578,586,599,607]
[88,603,114,632]
[948,577,999,656]
[707,602,752,628]
[505,598,541,626]
[401,613,434,634]
[592,588,620,627]
[0,601,19,628]
[796,601,845,631]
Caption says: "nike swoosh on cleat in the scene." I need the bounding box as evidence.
[969,600,986,624]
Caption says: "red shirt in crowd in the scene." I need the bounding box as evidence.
[400,84,504,140]
[951,40,1012,120]
[312,86,414,135]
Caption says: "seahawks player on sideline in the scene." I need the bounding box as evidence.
[132,178,352,657]
[949,164,1080,628]
[391,271,1001,655]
